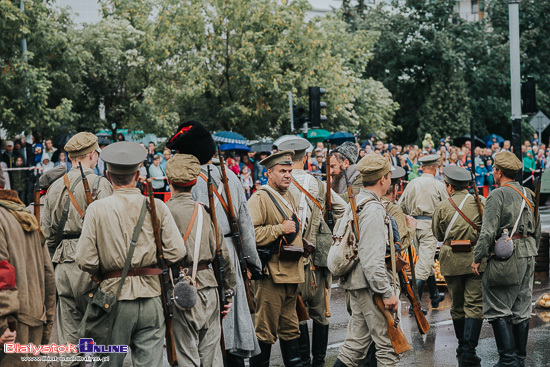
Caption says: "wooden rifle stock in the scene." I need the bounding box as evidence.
[207,167,227,356]
[344,170,360,240]
[146,179,178,366]
[325,162,335,231]
[535,174,542,227]
[78,162,94,205]
[471,178,484,217]
[217,147,255,313]
[34,173,41,227]
[296,294,310,322]
[398,269,429,334]
[372,293,411,354]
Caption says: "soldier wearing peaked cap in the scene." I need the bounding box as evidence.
[75,141,186,366]
[248,150,308,366]
[163,154,237,367]
[472,151,540,367]
[166,120,263,364]
[26,165,67,220]
[41,132,113,366]
[335,154,400,367]
[433,166,486,366]
[398,154,448,311]
[278,138,346,366]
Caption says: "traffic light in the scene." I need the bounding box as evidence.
[309,86,327,129]
[293,105,307,130]
[521,76,537,115]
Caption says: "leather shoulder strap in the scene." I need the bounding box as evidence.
[291,177,323,211]
[448,197,480,232]
[199,172,229,214]
[183,202,200,242]
[503,184,534,213]
[63,174,85,220]
[262,188,289,220]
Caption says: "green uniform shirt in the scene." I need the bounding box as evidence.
[432,190,486,276]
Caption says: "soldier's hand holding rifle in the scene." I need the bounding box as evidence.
[383,295,399,313]
[221,302,233,319]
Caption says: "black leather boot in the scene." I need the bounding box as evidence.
[452,318,466,363]
[280,338,305,367]
[461,318,482,367]
[512,320,529,367]
[490,318,519,367]
[297,323,311,366]
[416,279,425,304]
[311,322,329,367]
[427,275,445,308]
[364,343,377,367]
[250,341,272,367]
[225,351,246,367]
[333,358,348,367]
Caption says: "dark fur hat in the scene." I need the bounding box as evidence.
[165,120,216,165]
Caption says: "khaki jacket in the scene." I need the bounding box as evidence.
[381,196,415,250]
[42,166,113,263]
[248,185,304,284]
[76,188,186,300]
[166,192,236,299]
[398,173,448,229]
[433,190,486,276]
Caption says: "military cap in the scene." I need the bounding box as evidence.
[101,141,147,175]
[333,142,359,164]
[278,138,310,160]
[443,166,471,187]
[357,154,392,182]
[391,166,406,180]
[418,154,440,166]
[165,154,201,187]
[494,151,522,174]
[260,150,294,169]
[64,132,99,158]
[39,165,66,189]
[165,120,216,165]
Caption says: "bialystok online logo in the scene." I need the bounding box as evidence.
[4,338,129,355]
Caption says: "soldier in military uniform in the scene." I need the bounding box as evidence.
[433,166,486,367]
[165,120,262,365]
[248,150,306,366]
[472,151,541,367]
[76,142,186,366]
[164,154,237,366]
[26,164,66,218]
[42,132,113,365]
[0,173,56,366]
[399,155,448,310]
[334,154,400,367]
[329,142,362,203]
[278,138,346,367]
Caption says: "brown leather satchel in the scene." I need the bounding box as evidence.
[302,238,316,258]
[450,240,473,253]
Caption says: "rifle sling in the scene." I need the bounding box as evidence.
[291,178,323,211]
[199,172,229,215]
[183,203,200,242]
[503,184,534,213]
[64,174,85,219]
[448,197,480,232]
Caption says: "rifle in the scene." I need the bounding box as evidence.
[323,267,331,318]
[398,268,429,334]
[296,294,310,322]
[207,167,227,356]
[372,293,412,354]
[469,118,483,216]
[325,158,335,232]
[78,162,94,205]
[146,179,178,366]
[34,172,42,226]
[217,147,255,313]
[343,168,360,240]
[535,171,542,227]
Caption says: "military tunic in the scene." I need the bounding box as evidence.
[248,185,305,344]
[166,192,236,367]
[432,190,486,319]
[193,163,261,358]
[41,166,112,366]
[289,169,345,326]
[399,173,448,280]
[0,192,56,367]
[76,187,186,366]
[473,181,541,323]
[338,189,400,366]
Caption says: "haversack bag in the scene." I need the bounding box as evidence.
[78,199,148,345]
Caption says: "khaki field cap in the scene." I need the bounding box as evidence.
[494,151,522,174]
[260,150,295,169]
[357,154,392,182]
[278,138,310,160]
[100,141,147,175]
[64,132,99,158]
[418,154,440,166]
[443,165,471,187]
[165,154,201,187]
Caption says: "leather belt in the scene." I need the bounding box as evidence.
[181,263,211,276]
[62,234,80,240]
[413,215,432,220]
[511,234,533,240]
[444,240,477,246]
[103,267,163,279]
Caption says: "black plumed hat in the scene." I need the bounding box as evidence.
[165,120,216,165]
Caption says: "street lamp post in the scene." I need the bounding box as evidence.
[508,0,522,163]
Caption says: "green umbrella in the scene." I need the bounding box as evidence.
[301,129,331,143]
